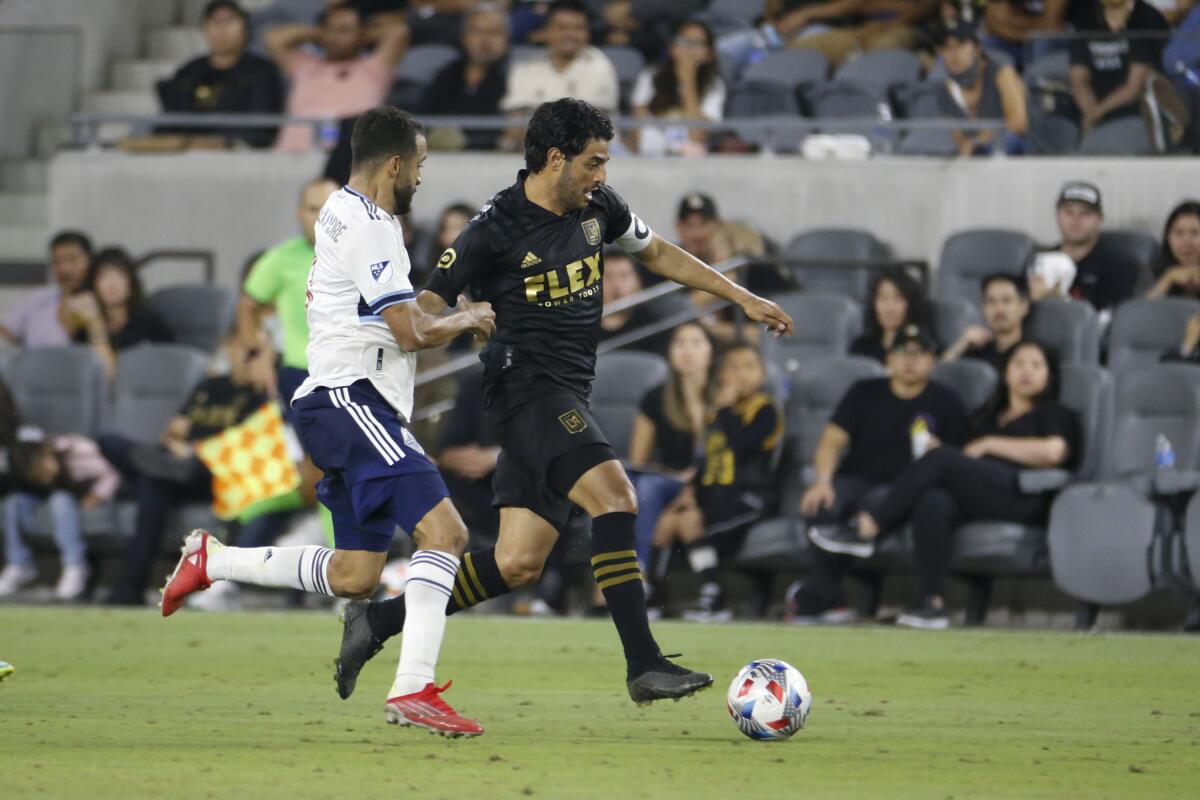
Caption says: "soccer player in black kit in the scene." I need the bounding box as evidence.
[336,98,794,705]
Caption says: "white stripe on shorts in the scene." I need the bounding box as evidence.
[341,388,405,463]
[330,387,402,465]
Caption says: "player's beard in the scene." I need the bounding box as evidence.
[393,181,417,216]
[555,171,593,212]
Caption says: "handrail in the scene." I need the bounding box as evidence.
[134,249,217,285]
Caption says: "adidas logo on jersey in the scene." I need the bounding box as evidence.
[521,251,542,269]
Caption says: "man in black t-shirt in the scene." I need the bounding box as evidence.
[1068,0,1169,135]
[1034,181,1139,311]
[420,5,510,150]
[341,98,793,705]
[156,1,284,148]
[942,272,1030,371]
[794,327,968,617]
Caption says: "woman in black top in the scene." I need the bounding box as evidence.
[1147,200,1200,300]
[627,322,715,568]
[850,267,929,363]
[857,340,1081,627]
[71,248,173,377]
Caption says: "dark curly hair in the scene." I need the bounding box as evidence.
[524,98,614,172]
[973,339,1062,427]
[648,19,718,117]
[350,106,424,174]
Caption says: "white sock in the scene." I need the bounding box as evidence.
[687,544,718,573]
[389,549,458,698]
[206,543,335,597]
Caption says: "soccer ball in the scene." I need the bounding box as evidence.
[726,659,812,740]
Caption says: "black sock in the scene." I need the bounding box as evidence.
[365,547,509,641]
[590,512,661,675]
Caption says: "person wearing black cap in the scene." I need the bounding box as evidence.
[676,192,721,264]
[841,340,1081,629]
[796,325,968,621]
[1031,181,1138,311]
[936,21,1027,156]
[156,1,284,148]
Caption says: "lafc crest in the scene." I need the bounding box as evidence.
[581,218,601,246]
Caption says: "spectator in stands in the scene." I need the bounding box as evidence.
[1033,181,1138,311]
[791,0,941,68]
[941,272,1030,370]
[407,0,477,46]
[629,322,715,581]
[101,337,270,605]
[421,3,510,151]
[1165,312,1200,362]
[71,248,173,378]
[498,1,619,149]
[796,326,968,620]
[630,19,725,156]
[438,367,500,545]
[983,0,1071,69]
[676,192,722,265]
[415,202,476,287]
[156,0,284,148]
[936,21,1027,156]
[0,433,120,601]
[649,342,782,621]
[0,231,92,349]
[716,0,840,75]
[597,249,672,355]
[850,268,929,363]
[851,340,1080,629]
[1068,0,1170,144]
[1147,200,1200,299]
[268,2,409,151]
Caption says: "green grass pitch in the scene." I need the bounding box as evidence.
[2,607,1198,799]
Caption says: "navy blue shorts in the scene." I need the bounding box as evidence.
[278,365,309,427]
[292,380,448,552]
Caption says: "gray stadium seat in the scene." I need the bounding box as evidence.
[1108,297,1200,375]
[147,284,236,353]
[835,49,922,94]
[935,229,1037,307]
[785,228,891,301]
[743,48,828,89]
[929,297,982,351]
[601,45,646,93]
[807,80,887,121]
[1078,116,1153,156]
[932,359,997,415]
[591,351,668,460]
[1100,230,1160,296]
[759,292,861,372]
[1026,298,1100,365]
[0,343,12,386]
[1049,365,1200,608]
[894,82,957,156]
[706,0,766,24]
[105,344,212,444]
[726,83,804,150]
[395,44,459,84]
[10,346,107,436]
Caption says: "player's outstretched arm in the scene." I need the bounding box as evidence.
[636,234,794,337]
[382,296,494,352]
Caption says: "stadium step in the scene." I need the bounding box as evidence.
[83,91,159,116]
[0,193,48,227]
[112,59,178,93]
[146,26,206,62]
[0,224,48,261]
[0,160,48,193]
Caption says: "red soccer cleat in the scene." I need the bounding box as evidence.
[160,529,217,617]
[384,681,484,738]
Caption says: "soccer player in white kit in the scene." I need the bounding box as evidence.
[162,107,496,737]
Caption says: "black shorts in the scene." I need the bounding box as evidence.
[483,350,613,531]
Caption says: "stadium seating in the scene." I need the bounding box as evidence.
[1100,230,1160,296]
[146,284,236,353]
[1025,299,1101,365]
[601,45,646,108]
[742,49,829,92]
[931,359,997,415]
[784,228,891,301]
[935,229,1037,307]
[834,49,922,96]
[104,345,211,443]
[928,296,982,351]
[9,347,107,436]
[591,351,668,460]
[389,44,459,108]
[760,292,861,374]
[1107,297,1200,374]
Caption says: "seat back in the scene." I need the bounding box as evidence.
[147,284,236,353]
[395,43,459,84]
[788,356,886,464]
[936,229,1036,307]
[1108,297,1200,375]
[835,48,921,93]
[591,351,669,459]
[1107,364,1200,477]
[808,80,886,119]
[726,82,801,117]
[1059,363,1114,481]
[1100,230,1159,296]
[601,45,646,94]
[785,228,890,301]
[108,344,212,444]
[932,359,997,415]
[10,346,107,435]
[1026,299,1100,364]
[928,297,983,351]
[760,292,861,373]
[743,48,828,89]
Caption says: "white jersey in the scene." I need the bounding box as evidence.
[294,186,418,421]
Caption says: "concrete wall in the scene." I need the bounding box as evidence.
[42,152,1199,299]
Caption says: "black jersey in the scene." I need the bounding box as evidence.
[424,170,651,398]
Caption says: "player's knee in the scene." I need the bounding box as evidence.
[600,484,638,516]
[327,566,379,600]
[496,550,544,587]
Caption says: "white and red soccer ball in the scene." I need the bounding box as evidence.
[726,659,812,741]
